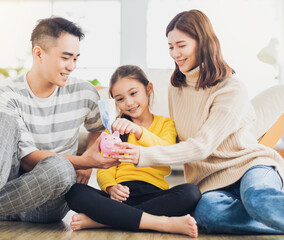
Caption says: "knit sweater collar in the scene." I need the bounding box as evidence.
[184,66,200,87]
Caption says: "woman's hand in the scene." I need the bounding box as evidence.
[111,142,140,165]
[112,118,142,140]
[106,184,130,202]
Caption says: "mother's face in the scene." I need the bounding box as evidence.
[168,28,198,73]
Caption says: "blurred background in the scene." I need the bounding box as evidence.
[0,0,283,98]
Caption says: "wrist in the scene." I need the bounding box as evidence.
[106,185,114,194]
[71,155,89,170]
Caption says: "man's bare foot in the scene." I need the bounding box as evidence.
[161,215,198,238]
[70,213,106,231]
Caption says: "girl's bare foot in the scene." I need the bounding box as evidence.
[70,213,106,231]
[161,215,198,238]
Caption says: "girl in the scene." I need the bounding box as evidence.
[97,65,200,207]
[112,10,284,235]
[65,65,201,238]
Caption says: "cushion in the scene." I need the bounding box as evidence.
[250,85,284,140]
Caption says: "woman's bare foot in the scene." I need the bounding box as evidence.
[161,215,198,238]
[70,213,106,231]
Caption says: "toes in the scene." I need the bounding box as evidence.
[189,229,198,238]
[72,214,79,221]
[71,224,80,231]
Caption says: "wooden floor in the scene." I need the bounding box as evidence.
[1,219,284,240]
[0,171,283,240]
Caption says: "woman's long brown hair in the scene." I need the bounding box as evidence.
[166,10,235,89]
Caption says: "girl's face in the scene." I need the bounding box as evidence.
[111,77,153,120]
[168,28,198,73]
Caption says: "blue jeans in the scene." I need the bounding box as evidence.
[194,166,284,234]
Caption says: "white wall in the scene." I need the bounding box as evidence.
[120,0,147,67]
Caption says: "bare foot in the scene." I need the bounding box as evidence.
[70,213,106,231]
[162,215,198,238]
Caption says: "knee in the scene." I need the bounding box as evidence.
[181,183,202,206]
[65,184,85,203]
[40,155,76,190]
[194,191,231,230]
[65,183,84,207]
[242,186,270,219]
[0,112,20,144]
[65,184,94,212]
[171,183,201,214]
[186,183,201,201]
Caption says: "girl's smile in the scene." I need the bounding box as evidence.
[128,106,139,113]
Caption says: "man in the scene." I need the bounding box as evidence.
[0,17,118,222]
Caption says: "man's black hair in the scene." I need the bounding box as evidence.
[30,16,84,48]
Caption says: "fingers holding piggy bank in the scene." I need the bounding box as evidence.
[100,131,123,157]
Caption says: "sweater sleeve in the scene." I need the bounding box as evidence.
[96,166,118,193]
[138,80,251,167]
[137,118,177,147]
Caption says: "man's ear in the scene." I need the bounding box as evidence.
[33,46,43,63]
[147,82,154,96]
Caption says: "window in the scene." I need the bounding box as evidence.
[0,0,120,86]
[0,1,51,76]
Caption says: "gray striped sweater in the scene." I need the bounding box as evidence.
[0,73,104,159]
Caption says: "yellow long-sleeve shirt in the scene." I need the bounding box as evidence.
[97,115,177,192]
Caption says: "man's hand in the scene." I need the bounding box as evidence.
[111,142,140,165]
[80,135,120,169]
[21,133,121,172]
[106,184,130,202]
[76,168,93,184]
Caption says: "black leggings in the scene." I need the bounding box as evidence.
[65,181,201,231]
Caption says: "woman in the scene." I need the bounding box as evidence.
[113,9,284,234]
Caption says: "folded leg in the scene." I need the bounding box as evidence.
[65,183,143,231]
[130,183,201,216]
[194,174,283,234]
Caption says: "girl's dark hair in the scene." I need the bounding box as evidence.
[166,9,235,90]
[31,16,84,49]
[109,65,151,142]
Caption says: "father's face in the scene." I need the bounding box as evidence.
[40,33,80,87]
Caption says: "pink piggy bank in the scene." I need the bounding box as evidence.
[100,131,122,157]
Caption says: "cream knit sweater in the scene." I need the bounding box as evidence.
[138,67,284,193]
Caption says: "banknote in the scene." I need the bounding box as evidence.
[98,99,116,134]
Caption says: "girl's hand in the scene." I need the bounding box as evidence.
[106,184,130,202]
[112,118,142,140]
[112,142,140,165]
